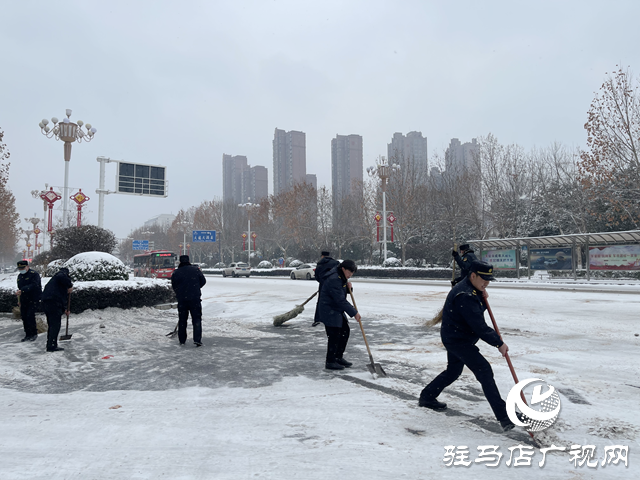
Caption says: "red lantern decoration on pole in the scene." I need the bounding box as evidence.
[387,212,396,243]
[242,232,248,251]
[70,189,90,227]
[40,187,62,234]
[374,212,382,242]
[251,232,257,251]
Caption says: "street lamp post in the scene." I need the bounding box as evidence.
[367,158,400,263]
[238,202,260,265]
[39,109,97,228]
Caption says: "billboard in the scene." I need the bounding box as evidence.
[589,245,640,270]
[116,162,168,197]
[481,249,517,269]
[530,247,573,270]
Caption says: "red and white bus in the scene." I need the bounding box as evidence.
[133,250,177,278]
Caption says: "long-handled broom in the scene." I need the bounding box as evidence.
[273,291,318,326]
[59,292,73,341]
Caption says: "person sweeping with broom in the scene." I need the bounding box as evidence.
[316,260,360,370]
[41,267,73,352]
[419,261,517,432]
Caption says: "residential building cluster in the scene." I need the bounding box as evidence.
[222,129,478,209]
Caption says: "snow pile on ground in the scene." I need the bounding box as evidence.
[64,251,129,282]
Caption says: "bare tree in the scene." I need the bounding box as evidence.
[0,128,20,262]
[579,66,640,228]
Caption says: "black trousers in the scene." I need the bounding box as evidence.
[324,320,350,363]
[420,343,508,421]
[20,301,38,338]
[178,300,202,344]
[43,301,63,350]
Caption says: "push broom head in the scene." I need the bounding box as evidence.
[273,304,304,326]
[12,306,21,319]
[425,307,443,327]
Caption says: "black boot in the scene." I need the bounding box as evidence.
[325,362,345,370]
[418,398,447,411]
[336,358,353,368]
[46,346,65,352]
[500,418,515,432]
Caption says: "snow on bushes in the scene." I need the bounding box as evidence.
[383,257,402,267]
[289,259,303,267]
[257,260,273,269]
[64,252,129,282]
[46,259,65,277]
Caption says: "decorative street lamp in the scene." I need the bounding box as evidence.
[39,187,62,250]
[25,216,41,256]
[238,202,260,265]
[367,158,401,262]
[70,189,90,227]
[39,109,97,227]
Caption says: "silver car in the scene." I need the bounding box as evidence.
[222,262,251,277]
[290,263,316,280]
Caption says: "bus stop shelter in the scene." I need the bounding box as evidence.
[467,230,640,281]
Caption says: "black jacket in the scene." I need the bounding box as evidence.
[42,270,73,310]
[440,276,503,348]
[315,256,339,288]
[171,263,206,302]
[453,250,478,279]
[17,269,42,303]
[316,267,357,328]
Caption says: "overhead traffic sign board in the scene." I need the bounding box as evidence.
[192,230,216,242]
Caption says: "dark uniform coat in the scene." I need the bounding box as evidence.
[453,249,478,283]
[171,263,206,301]
[313,256,339,324]
[441,276,503,348]
[316,266,357,328]
[17,269,42,304]
[42,270,73,313]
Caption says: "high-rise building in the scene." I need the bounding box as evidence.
[223,154,268,204]
[222,154,247,204]
[243,165,269,202]
[445,138,479,174]
[387,131,428,172]
[273,128,306,195]
[305,174,317,190]
[331,134,363,212]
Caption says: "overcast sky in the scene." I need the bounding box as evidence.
[2,0,640,244]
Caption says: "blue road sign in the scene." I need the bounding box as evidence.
[192,230,216,242]
[132,240,149,250]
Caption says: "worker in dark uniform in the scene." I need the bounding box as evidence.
[15,260,42,342]
[451,243,478,286]
[312,250,339,327]
[419,261,516,432]
[171,255,207,347]
[41,267,73,352]
[316,259,361,370]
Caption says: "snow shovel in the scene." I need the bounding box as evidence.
[59,292,72,341]
[485,296,536,441]
[348,286,387,377]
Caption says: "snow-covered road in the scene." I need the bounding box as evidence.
[0,275,637,479]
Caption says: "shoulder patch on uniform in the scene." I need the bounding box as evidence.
[463,258,468,262]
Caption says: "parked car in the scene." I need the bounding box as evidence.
[290,263,316,280]
[222,262,251,277]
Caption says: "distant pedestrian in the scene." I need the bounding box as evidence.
[312,250,339,327]
[15,260,42,342]
[41,267,73,352]
[171,255,207,347]
[316,259,361,370]
[419,261,516,431]
[451,243,478,286]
